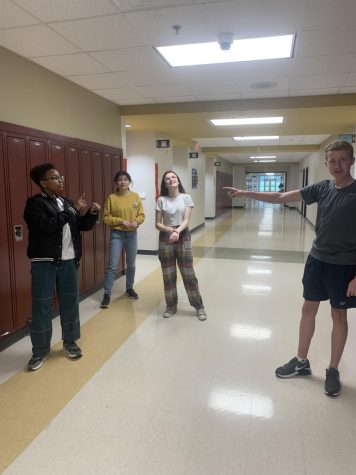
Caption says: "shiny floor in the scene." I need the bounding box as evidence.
[2,203,356,475]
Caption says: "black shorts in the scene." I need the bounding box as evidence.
[302,255,356,309]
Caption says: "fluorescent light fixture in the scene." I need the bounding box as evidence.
[125,124,132,128]
[211,117,284,126]
[234,136,279,141]
[156,34,295,67]
[259,159,276,163]
[250,155,277,159]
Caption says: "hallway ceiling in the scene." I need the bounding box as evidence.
[2,0,356,163]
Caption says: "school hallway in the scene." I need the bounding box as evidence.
[1,204,356,475]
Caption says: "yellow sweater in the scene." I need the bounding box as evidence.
[103,191,145,231]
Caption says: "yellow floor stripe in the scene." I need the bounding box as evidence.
[0,209,244,472]
[0,267,165,472]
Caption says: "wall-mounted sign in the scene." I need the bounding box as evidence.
[156,139,170,148]
[189,152,199,158]
[214,161,221,166]
[338,134,355,143]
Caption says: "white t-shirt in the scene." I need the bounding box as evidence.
[156,193,194,226]
[56,197,75,260]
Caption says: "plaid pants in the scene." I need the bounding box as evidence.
[158,230,203,309]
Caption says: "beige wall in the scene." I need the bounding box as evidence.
[0,46,121,148]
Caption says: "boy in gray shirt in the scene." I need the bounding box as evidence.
[224,140,356,397]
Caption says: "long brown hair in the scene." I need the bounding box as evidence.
[160,170,186,196]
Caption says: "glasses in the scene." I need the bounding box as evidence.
[43,175,64,182]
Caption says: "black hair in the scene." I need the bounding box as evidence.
[160,170,186,196]
[114,170,132,184]
[30,163,56,187]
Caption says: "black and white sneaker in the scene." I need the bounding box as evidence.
[26,353,50,371]
[100,294,111,308]
[275,356,311,378]
[63,342,83,359]
[125,288,138,299]
[324,367,341,397]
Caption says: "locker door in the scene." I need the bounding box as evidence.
[6,135,32,329]
[102,153,113,268]
[92,152,105,283]
[64,146,85,290]
[79,149,95,290]
[50,143,66,195]
[29,139,47,196]
[0,134,14,336]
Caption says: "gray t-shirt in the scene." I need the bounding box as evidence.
[301,179,356,265]
[156,194,194,226]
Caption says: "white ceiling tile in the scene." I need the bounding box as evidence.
[186,81,239,95]
[0,0,39,29]
[12,0,119,22]
[68,72,129,89]
[295,28,356,57]
[298,0,356,29]
[0,25,80,57]
[154,95,197,103]
[194,93,242,101]
[113,0,194,12]
[290,73,348,90]
[94,87,147,101]
[136,83,190,97]
[119,67,179,86]
[33,54,109,76]
[117,98,155,105]
[339,86,356,93]
[240,90,289,99]
[91,47,165,72]
[50,15,145,51]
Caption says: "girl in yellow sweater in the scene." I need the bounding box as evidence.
[100,171,145,308]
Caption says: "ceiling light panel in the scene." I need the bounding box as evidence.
[211,117,284,126]
[156,34,295,67]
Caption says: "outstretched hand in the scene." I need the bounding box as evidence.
[222,187,243,198]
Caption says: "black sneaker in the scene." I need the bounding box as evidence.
[275,356,312,378]
[125,288,138,299]
[63,342,83,359]
[100,294,110,308]
[26,353,50,371]
[324,367,341,397]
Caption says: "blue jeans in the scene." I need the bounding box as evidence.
[103,230,138,296]
[30,259,80,358]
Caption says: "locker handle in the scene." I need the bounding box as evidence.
[14,225,23,241]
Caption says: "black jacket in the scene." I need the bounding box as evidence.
[24,192,98,264]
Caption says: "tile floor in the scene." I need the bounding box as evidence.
[2,203,356,475]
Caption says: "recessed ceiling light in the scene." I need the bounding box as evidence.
[250,155,277,159]
[211,117,284,126]
[234,136,279,141]
[258,159,276,163]
[156,34,295,67]
[125,124,132,128]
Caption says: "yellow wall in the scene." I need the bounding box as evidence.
[0,47,121,148]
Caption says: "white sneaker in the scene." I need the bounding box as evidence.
[196,308,207,321]
[163,307,177,318]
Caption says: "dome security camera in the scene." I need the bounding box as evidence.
[218,33,234,51]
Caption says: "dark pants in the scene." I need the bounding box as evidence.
[30,259,80,358]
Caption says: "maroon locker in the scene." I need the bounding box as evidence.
[6,135,32,328]
[28,139,47,196]
[102,153,114,268]
[79,149,95,290]
[0,134,14,336]
[49,142,66,195]
[92,151,105,283]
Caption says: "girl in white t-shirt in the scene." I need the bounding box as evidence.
[155,171,206,320]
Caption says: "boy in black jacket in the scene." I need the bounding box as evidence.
[24,163,100,371]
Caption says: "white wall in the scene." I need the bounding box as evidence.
[205,158,216,218]
[126,131,173,252]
